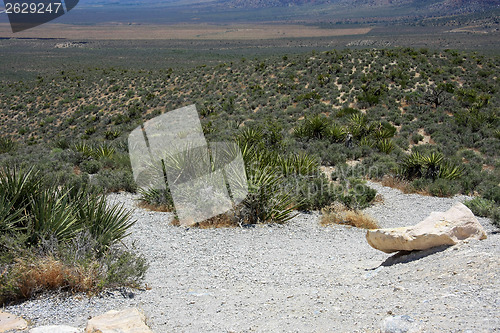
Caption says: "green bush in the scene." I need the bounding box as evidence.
[288,174,338,211]
[427,179,460,197]
[464,197,499,228]
[338,178,377,210]
[80,159,101,174]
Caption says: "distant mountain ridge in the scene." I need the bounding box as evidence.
[64,0,500,24]
[222,0,499,12]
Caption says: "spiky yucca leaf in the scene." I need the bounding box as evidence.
[327,123,347,143]
[29,188,80,243]
[422,152,444,179]
[401,152,424,179]
[0,193,25,233]
[92,144,115,160]
[75,195,134,251]
[438,162,464,180]
[377,139,395,154]
[237,127,264,147]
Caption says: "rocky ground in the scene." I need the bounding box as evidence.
[5,182,500,332]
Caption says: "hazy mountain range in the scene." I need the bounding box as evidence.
[48,0,500,24]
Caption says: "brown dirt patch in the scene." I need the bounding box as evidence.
[0,23,372,40]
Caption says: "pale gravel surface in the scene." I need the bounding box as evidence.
[5,182,500,332]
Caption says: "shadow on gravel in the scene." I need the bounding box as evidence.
[380,245,451,267]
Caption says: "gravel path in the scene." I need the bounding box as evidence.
[5,182,500,332]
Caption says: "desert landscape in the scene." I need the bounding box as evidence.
[0,0,499,332]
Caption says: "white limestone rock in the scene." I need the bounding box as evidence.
[366,202,487,253]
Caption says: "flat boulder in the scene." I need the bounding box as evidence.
[0,311,28,332]
[85,308,152,333]
[366,202,487,253]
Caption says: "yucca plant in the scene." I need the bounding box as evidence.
[0,167,42,216]
[0,193,25,234]
[327,123,347,143]
[422,152,444,180]
[92,144,115,160]
[104,130,121,140]
[242,165,297,224]
[292,124,310,139]
[349,114,368,139]
[282,152,319,176]
[400,152,424,180]
[438,161,464,180]
[74,193,135,252]
[72,142,94,159]
[494,129,500,140]
[29,187,80,244]
[138,187,175,211]
[373,125,396,140]
[359,137,375,148]
[377,139,395,154]
[237,127,264,147]
[0,137,16,154]
[304,115,330,139]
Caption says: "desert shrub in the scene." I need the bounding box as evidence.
[411,133,424,144]
[0,240,147,304]
[287,174,338,211]
[80,159,101,174]
[338,178,377,210]
[93,169,137,193]
[464,197,496,217]
[427,179,460,197]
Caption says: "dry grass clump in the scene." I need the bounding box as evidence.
[137,201,173,213]
[321,201,379,230]
[10,256,101,300]
[380,175,413,194]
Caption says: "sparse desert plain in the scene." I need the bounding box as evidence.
[0,23,373,40]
